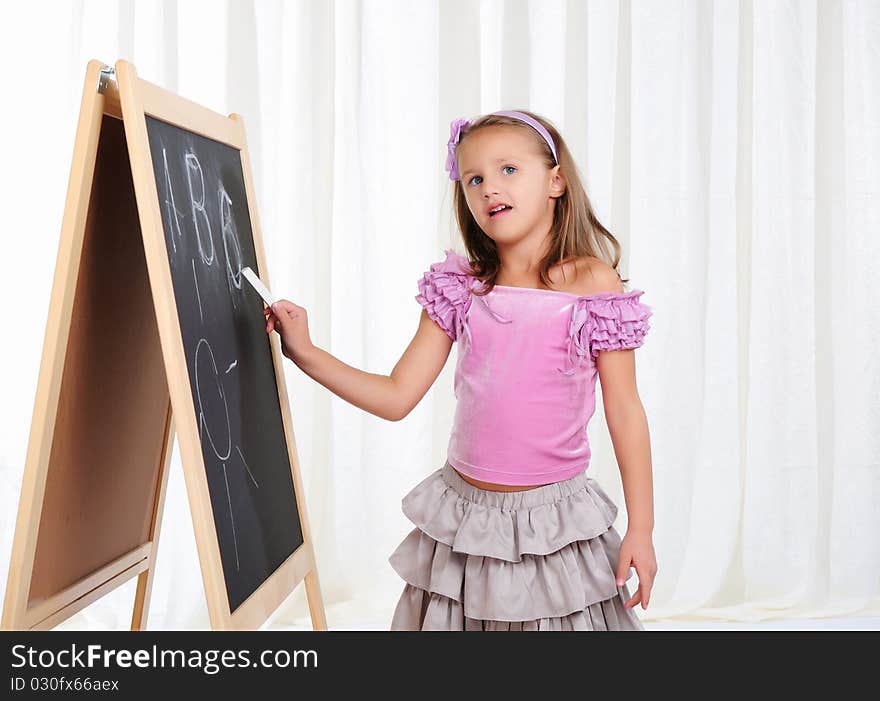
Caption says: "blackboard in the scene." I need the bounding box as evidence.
[144,115,303,613]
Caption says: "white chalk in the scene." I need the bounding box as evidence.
[241,266,275,307]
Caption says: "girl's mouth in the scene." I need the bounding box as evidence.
[489,206,513,218]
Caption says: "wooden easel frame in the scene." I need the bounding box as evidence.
[1,59,327,631]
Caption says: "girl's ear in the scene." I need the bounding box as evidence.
[549,165,566,198]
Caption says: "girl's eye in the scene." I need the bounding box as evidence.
[467,165,517,186]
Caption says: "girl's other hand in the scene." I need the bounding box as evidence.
[616,530,658,611]
[264,299,315,364]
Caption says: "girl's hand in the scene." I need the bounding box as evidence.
[263,299,315,364]
[616,530,658,610]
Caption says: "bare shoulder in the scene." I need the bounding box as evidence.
[549,256,623,295]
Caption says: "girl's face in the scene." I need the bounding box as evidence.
[456,125,565,248]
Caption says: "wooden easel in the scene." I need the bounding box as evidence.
[1,59,327,631]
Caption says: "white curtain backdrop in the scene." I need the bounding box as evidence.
[0,0,877,630]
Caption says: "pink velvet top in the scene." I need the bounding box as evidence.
[416,249,653,486]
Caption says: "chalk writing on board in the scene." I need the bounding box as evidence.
[194,337,232,461]
[219,186,244,309]
[185,151,216,266]
[161,147,185,254]
[236,445,259,488]
[191,259,204,323]
[193,331,263,573]
[147,114,304,611]
[222,463,239,570]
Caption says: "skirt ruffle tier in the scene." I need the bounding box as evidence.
[388,461,645,631]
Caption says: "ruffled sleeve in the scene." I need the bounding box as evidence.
[559,290,653,374]
[415,249,476,342]
[587,291,653,359]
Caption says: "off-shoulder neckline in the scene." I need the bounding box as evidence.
[489,283,644,300]
[439,250,644,300]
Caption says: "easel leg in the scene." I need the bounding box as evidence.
[304,567,328,630]
[131,569,155,631]
[131,403,175,631]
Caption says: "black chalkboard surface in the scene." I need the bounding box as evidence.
[144,115,303,613]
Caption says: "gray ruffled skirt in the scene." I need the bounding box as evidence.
[388,460,645,631]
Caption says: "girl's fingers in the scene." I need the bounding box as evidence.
[273,300,297,315]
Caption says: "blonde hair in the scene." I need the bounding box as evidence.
[451,109,628,295]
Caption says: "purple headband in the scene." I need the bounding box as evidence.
[445,110,559,181]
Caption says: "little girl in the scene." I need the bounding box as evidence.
[265,109,657,631]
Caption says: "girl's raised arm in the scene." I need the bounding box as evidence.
[266,301,452,422]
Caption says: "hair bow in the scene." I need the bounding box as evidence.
[445,117,472,181]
